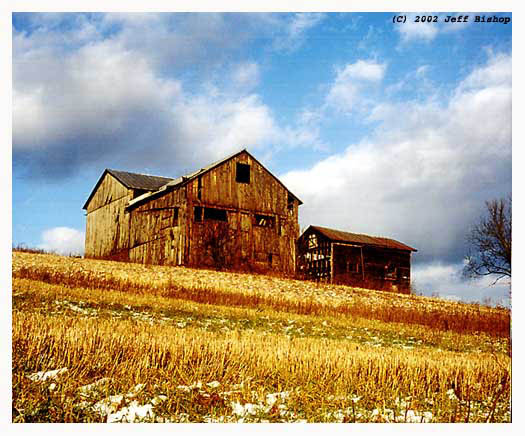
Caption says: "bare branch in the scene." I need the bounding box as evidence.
[463,196,511,283]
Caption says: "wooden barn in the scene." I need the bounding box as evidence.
[297,225,417,292]
[83,149,302,275]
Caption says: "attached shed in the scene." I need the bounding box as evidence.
[83,169,174,260]
[83,149,302,275]
[297,225,417,293]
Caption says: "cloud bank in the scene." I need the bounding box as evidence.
[282,52,511,267]
[38,227,85,256]
[13,13,324,179]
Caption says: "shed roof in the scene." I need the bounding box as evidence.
[82,169,174,210]
[106,169,174,191]
[306,225,417,252]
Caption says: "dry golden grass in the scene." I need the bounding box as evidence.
[12,252,510,336]
[13,310,510,423]
[11,252,511,423]
[13,278,509,355]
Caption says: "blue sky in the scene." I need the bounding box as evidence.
[11,11,512,305]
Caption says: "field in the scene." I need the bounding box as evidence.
[12,251,511,423]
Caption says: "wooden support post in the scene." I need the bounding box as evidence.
[360,246,365,281]
[330,242,334,284]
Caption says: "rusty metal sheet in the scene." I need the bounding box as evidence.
[309,225,417,252]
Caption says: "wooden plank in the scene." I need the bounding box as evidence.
[85,150,300,275]
[330,242,334,284]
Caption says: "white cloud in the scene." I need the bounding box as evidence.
[232,62,260,92]
[273,13,326,52]
[396,13,473,44]
[397,14,439,43]
[416,65,430,77]
[412,262,510,306]
[338,60,386,82]
[282,52,511,266]
[13,13,331,179]
[325,60,386,113]
[177,94,279,160]
[39,227,85,256]
[13,40,182,153]
[13,22,286,177]
[13,13,332,179]
[457,51,511,91]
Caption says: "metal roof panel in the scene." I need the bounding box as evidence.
[309,225,417,252]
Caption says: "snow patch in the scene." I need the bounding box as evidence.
[92,384,167,423]
[78,377,110,398]
[27,367,68,382]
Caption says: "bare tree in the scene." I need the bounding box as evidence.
[463,197,511,283]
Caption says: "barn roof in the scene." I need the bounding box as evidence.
[127,148,303,209]
[106,169,174,191]
[82,169,174,210]
[305,225,417,252]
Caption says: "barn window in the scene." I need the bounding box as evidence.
[133,189,147,199]
[194,206,203,222]
[255,214,274,228]
[398,267,410,280]
[385,264,397,280]
[346,261,360,273]
[161,208,175,230]
[287,193,294,211]
[197,176,202,200]
[204,207,228,222]
[236,163,250,183]
[308,233,318,249]
[173,207,179,226]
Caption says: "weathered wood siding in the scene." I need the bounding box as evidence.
[296,231,332,281]
[128,188,187,265]
[190,153,290,215]
[85,174,132,259]
[297,228,412,293]
[185,152,299,274]
[84,151,300,276]
[332,245,411,292]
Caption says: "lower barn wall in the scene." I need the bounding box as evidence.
[122,189,297,275]
[186,205,297,275]
[128,189,188,266]
[85,195,131,259]
[332,245,411,293]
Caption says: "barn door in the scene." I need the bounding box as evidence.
[240,212,252,261]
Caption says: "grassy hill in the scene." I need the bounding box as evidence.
[12,251,511,423]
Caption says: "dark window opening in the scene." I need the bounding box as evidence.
[287,193,294,211]
[385,263,397,280]
[308,233,318,249]
[268,253,273,265]
[194,206,203,222]
[278,217,286,236]
[161,207,178,229]
[197,176,202,200]
[204,207,228,222]
[133,189,147,199]
[255,214,275,228]
[398,267,410,280]
[236,163,251,183]
[346,261,360,273]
